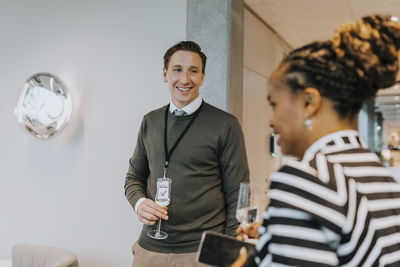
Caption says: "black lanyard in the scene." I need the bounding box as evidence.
[163,102,203,176]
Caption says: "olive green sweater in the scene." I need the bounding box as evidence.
[125,102,249,253]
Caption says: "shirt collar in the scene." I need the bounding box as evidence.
[302,130,365,162]
[169,95,203,115]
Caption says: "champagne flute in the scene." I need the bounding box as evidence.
[236,182,258,225]
[147,177,171,240]
[236,183,250,224]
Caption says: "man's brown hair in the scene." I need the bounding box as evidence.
[163,41,207,73]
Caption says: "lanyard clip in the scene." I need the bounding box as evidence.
[163,161,168,178]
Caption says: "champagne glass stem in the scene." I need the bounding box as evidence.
[156,218,162,235]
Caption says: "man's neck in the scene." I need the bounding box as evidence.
[170,96,202,115]
[171,98,197,109]
[172,101,186,109]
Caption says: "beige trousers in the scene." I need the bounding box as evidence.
[131,242,202,267]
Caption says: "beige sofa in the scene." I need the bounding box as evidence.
[12,243,78,267]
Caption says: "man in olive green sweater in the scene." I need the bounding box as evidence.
[125,41,249,267]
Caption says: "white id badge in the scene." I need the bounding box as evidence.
[155,177,171,207]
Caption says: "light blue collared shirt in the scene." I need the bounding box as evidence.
[169,95,203,115]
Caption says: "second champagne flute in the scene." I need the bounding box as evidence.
[236,182,259,225]
[236,182,250,224]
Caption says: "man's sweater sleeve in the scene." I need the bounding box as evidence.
[219,116,250,236]
[124,118,150,210]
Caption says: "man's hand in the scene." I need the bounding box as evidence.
[230,247,248,267]
[137,198,168,225]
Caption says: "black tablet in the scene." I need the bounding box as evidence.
[196,231,257,267]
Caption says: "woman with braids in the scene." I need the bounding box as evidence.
[231,14,400,267]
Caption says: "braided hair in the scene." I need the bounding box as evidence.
[279,14,400,118]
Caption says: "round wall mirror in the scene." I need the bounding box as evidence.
[15,72,73,139]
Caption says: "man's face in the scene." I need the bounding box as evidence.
[163,50,205,108]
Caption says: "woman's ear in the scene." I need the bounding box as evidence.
[302,87,322,116]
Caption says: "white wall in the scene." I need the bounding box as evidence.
[0,0,186,266]
[242,9,290,209]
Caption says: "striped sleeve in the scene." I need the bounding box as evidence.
[256,163,342,267]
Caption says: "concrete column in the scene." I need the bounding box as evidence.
[187,0,244,123]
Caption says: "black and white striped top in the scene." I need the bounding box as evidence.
[256,130,400,267]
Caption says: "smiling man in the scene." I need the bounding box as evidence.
[124,41,249,267]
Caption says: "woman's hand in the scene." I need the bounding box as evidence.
[236,222,262,241]
[230,247,248,267]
